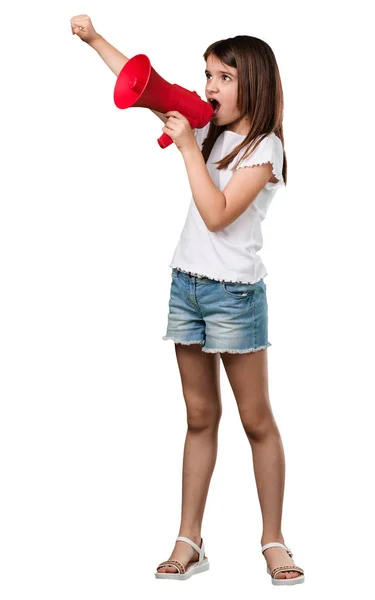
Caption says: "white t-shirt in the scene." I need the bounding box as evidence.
[169,122,285,283]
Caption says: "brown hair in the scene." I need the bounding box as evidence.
[201,35,287,185]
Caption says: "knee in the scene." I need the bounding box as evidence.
[240,410,277,441]
[186,401,222,432]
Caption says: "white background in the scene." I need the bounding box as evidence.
[1,0,374,598]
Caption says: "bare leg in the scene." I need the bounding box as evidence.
[157,343,222,573]
[221,348,302,580]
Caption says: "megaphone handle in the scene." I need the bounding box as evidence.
[157,132,174,149]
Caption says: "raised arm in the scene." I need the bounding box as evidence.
[70,14,168,123]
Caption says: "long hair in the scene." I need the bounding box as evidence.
[201,35,287,185]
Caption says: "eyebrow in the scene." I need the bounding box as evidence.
[205,69,235,76]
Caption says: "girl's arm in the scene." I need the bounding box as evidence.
[182,145,273,231]
[162,112,273,232]
[71,15,167,123]
[89,35,129,77]
[90,36,168,124]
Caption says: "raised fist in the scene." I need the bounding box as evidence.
[70,14,99,44]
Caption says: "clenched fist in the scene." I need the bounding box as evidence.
[70,14,99,44]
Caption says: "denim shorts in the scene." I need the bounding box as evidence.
[162,268,272,354]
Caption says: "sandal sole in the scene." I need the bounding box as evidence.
[155,559,210,580]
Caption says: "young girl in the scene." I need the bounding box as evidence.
[71,15,305,586]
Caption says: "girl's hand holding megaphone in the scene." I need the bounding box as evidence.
[163,111,197,153]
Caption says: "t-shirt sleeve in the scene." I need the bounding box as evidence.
[235,134,285,190]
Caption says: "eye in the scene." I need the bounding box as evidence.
[205,74,231,81]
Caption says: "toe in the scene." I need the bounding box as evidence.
[157,565,178,573]
[275,569,301,579]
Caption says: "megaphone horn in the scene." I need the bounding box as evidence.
[113,54,213,149]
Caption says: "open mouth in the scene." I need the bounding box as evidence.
[208,98,221,115]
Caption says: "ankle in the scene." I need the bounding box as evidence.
[261,533,285,546]
[178,531,202,544]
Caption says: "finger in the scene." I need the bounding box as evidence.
[70,15,88,22]
[162,127,174,135]
[71,20,87,29]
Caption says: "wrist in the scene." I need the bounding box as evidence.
[181,140,200,159]
[88,34,104,50]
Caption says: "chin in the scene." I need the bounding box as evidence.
[212,113,224,124]
[212,111,234,127]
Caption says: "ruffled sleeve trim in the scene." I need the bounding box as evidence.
[235,133,285,190]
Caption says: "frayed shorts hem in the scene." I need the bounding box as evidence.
[162,336,271,354]
[162,336,204,346]
[201,343,272,354]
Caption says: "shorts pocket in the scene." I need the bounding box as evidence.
[222,281,257,298]
[172,268,179,279]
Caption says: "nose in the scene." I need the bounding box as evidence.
[206,79,219,94]
[207,87,219,100]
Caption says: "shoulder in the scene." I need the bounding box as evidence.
[253,132,281,154]
[235,132,284,189]
[237,132,282,165]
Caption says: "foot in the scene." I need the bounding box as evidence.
[157,536,203,574]
[261,539,302,580]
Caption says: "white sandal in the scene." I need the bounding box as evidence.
[261,541,305,585]
[155,536,209,580]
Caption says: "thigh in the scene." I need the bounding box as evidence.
[196,278,271,354]
[220,348,274,433]
[162,268,205,345]
[175,343,222,423]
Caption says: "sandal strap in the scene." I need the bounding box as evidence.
[271,565,304,578]
[157,559,185,574]
[176,536,205,561]
[261,541,293,558]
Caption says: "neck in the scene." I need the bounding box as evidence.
[225,115,250,136]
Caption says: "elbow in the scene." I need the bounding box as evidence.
[208,199,226,232]
[207,221,219,233]
[207,219,223,233]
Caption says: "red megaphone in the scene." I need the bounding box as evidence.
[113,54,214,148]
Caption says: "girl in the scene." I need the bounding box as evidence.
[71,15,305,586]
